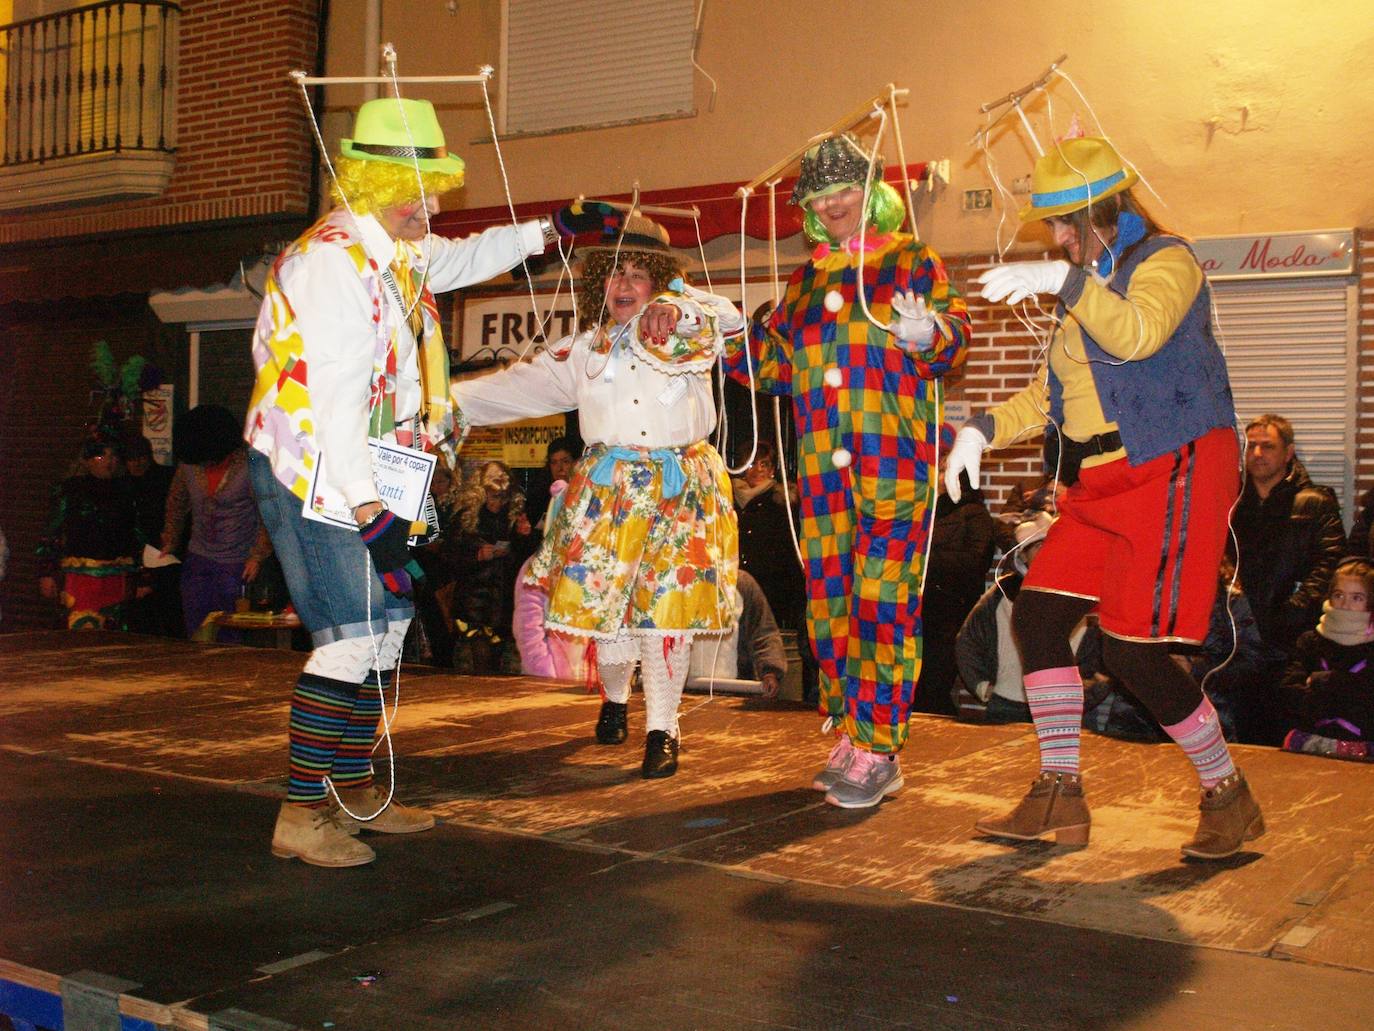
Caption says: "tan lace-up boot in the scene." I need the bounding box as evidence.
[271,803,376,867]
[975,771,1091,845]
[1180,769,1265,860]
[335,784,436,834]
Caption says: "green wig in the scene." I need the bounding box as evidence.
[802,180,907,244]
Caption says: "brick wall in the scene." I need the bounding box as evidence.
[0,0,321,245]
[944,253,1049,512]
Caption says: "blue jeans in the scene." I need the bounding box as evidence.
[248,449,413,647]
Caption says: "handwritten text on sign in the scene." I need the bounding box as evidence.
[304,441,437,529]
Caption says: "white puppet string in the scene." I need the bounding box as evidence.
[721,187,759,476]
[723,175,803,568]
[1053,67,1168,213]
[764,176,806,570]
[1041,87,1149,368]
[767,186,806,572]
[885,83,921,242]
[848,102,944,598]
[478,74,581,358]
[295,81,422,330]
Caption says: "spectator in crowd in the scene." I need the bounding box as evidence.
[447,460,532,673]
[524,435,583,533]
[1178,556,1264,742]
[732,438,806,628]
[1279,558,1374,761]
[957,512,1066,723]
[1345,485,1374,560]
[735,569,788,700]
[411,454,460,667]
[37,439,145,630]
[513,555,595,682]
[160,405,272,640]
[732,437,817,703]
[917,467,995,715]
[123,434,182,637]
[992,473,1063,553]
[684,569,789,701]
[1230,413,1345,742]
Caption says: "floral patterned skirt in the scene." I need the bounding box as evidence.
[526,441,738,639]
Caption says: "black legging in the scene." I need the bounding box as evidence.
[1012,588,1203,727]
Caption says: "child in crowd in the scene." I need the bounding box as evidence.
[1280,558,1374,761]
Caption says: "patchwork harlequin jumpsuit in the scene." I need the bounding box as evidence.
[724,233,970,752]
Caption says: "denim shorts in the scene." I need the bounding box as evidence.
[248,449,413,647]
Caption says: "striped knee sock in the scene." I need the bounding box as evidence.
[1161,696,1235,788]
[330,670,386,789]
[287,672,357,806]
[1024,666,1084,774]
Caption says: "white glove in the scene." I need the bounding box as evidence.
[977,260,1071,305]
[945,424,989,503]
[888,290,937,349]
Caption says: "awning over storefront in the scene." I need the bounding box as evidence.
[431,164,931,247]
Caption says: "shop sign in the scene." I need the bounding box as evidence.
[457,292,576,362]
[459,414,567,469]
[142,383,174,465]
[457,279,785,361]
[1194,230,1354,280]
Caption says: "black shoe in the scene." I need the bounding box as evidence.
[641,730,679,779]
[594,700,628,745]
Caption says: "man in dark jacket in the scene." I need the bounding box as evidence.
[1345,485,1374,560]
[1229,413,1346,742]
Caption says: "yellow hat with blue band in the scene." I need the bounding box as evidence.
[1020,137,1138,222]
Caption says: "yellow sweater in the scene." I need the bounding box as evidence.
[989,247,1203,470]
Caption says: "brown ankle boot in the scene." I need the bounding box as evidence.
[976,771,1090,845]
[335,784,436,834]
[271,803,376,867]
[1180,769,1265,860]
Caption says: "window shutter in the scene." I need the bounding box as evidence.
[501,0,695,136]
[1212,278,1358,518]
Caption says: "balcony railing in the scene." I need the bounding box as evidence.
[2,0,180,169]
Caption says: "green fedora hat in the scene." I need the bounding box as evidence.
[339,97,465,177]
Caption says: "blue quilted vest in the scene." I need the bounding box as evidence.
[1048,235,1235,465]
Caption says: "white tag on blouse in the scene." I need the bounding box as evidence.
[657,376,688,407]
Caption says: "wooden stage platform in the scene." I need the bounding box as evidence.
[2,630,1373,1030]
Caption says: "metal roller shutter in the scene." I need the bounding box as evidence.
[1211,277,1358,520]
[501,0,695,136]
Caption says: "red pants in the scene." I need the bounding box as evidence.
[1024,427,1239,644]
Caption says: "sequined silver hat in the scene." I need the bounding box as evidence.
[790,132,884,206]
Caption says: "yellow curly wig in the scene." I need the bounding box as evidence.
[330,156,465,216]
